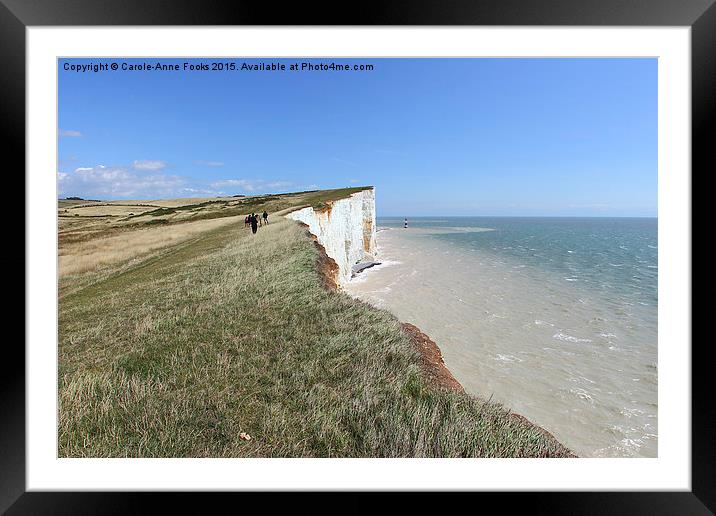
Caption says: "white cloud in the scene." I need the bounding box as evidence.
[58,165,186,199]
[132,159,167,171]
[211,179,293,193]
[59,129,82,137]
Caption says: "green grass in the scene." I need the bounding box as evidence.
[58,190,573,458]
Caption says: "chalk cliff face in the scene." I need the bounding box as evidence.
[287,188,377,286]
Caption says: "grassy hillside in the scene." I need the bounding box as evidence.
[58,189,573,457]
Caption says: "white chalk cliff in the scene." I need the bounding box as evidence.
[286,188,377,286]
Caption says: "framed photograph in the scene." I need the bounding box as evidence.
[7,0,708,511]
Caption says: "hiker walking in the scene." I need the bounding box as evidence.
[263,210,269,225]
[250,213,258,234]
[244,215,250,228]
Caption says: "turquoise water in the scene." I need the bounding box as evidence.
[381,217,658,309]
[347,217,658,457]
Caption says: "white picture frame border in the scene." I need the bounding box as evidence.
[27,26,690,491]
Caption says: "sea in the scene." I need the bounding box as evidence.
[344,217,658,458]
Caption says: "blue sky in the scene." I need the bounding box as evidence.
[58,58,657,216]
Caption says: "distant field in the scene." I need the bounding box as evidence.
[60,204,158,217]
[59,215,242,277]
[114,197,228,208]
[58,188,572,458]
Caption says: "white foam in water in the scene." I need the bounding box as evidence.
[344,220,658,458]
[569,387,595,404]
[599,332,618,339]
[494,353,522,363]
[553,332,593,343]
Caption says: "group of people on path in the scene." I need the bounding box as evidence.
[244,211,269,234]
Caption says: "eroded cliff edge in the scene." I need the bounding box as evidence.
[286,187,377,286]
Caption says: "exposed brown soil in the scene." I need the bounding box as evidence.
[314,200,334,217]
[401,322,465,393]
[299,223,340,291]
[313,240,340,291]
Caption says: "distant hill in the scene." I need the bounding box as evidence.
[62,197,101,202]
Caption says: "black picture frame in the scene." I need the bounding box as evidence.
[5,0,708,512]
